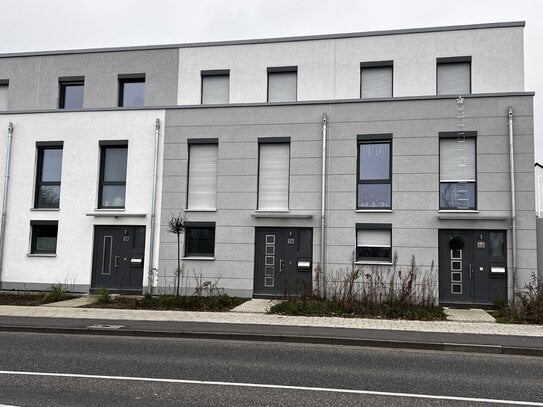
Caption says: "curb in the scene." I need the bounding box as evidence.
[1,324,542,357]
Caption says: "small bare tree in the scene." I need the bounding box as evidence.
[168,212,186,296]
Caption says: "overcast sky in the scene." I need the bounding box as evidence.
[1,0,541,161]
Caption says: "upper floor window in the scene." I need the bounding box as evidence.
[0,80,8,111]
[35,142,63,209]
[98,142,128,208]
[118,74,145,107]
[267,67,297,102]
[201,70,229,104]
[187,139,218,211]
[59,77,84,109]
[258,138,290,211]
[437,57,471,95]
[439,132,476,210]
[360,61,393,99]
[357,135,392,209]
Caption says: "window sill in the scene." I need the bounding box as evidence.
[355,261,393,266]
[27,253,57,257]
[86,210,146,218]
[355,209,393,213]
[31,208,60,211]
[182,256,215,261]
[184,209,217,212]
[438,210,479,213]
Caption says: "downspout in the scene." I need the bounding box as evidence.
[320,113,327,297]
[508,107,517,301]
[147,118,160,295]
[0,122,14,289]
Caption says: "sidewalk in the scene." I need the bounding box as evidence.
[0,301,541,356]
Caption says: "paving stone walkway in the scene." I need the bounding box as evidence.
[1,304,541,337]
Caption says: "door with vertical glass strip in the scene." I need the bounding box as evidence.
[91,226,145,292]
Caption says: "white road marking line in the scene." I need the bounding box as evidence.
[0,370,541,406]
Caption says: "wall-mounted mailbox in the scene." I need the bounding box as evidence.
[130,258,143,267]
[490,266,506,277]
[297,261,311,272]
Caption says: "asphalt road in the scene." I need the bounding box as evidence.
[0,332,541,406]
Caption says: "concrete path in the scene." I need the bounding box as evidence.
[444,308,496,323]
[41,296,97,308]
[230,299,280,313]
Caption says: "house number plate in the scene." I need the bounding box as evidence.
[287,239,295,245]
[477,241,485,248]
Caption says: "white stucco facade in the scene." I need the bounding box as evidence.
[177,25,524,105]
[0,110,165,291]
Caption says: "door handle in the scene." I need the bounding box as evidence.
[469,264,473,279]
[114,256,120,268]
[280,259,284,273]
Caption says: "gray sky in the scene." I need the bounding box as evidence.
[1,0,541,161]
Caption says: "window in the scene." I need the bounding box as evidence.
[439,132,476,210]
[267,67,297,102]
[258,139,290,211]
[356,224,392,262]
[99,143,128,208]
[118,75,145,107]
[185,222,215,257]
[35,143,63,208]
[437,57,471,95]
[360,62,393,99]
[0,80,8,111]
[201,70,229,104]
[357,135,392,209]
[59,77,84,109]
[187,140,218,210]
[30,221,58,254]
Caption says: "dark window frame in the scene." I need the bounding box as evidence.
[356,134,393,210]
[200,70,230,105]
[436,56,472,95]
[185,138,219,210]
[360,61,393,99]
[355,223,392,262]
[439,132,477,210]
[257,138,291,211]
[34,142,63,209]
[98,142,128,209]
[184,222,216,257]
[118,74,146,107]
[267,66,298,102]
[58,77,84,109]
[30,220,58,255]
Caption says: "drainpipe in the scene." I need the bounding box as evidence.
[0,122,14,289]
[508,107,517,301]
[320,113,327,297]
[147,118,160,295]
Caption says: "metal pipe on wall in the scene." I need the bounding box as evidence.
[507,107,517,300]
[147,118,161,295]
[320,113,327,297]
[0,122,14,288]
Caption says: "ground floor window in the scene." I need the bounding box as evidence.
[185,222,215,257]
[356,223,392,262]
[30,221,58,254]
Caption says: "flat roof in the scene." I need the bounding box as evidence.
[0,21,525,59]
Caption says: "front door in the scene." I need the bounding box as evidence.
[254,228,313,297]
[439,230,507,305]
[91,226,146,292]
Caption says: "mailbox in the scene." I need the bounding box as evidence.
[130,258,143,267]
[297,260,311,272]
[490,266,506,278]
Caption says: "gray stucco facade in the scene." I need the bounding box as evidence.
[158,94,536,302]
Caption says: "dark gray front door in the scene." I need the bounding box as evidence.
[439,230,507,305]
[254,228,312,297]
[91,226,145,292]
